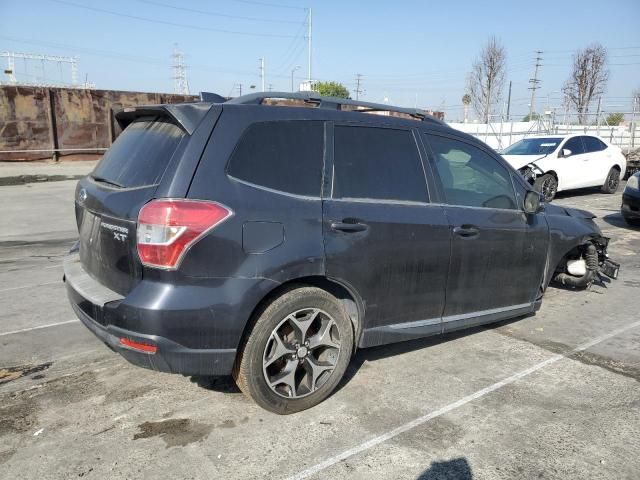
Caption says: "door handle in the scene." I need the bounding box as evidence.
[453,225,479,237]
[330,221,368,233]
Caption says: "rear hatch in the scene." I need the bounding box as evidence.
[75,116,187,295]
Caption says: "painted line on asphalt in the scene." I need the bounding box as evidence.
[286,319,640,480]
[0,281,60,293]
[0,319,79,337]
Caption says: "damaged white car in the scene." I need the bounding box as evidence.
[501,134,626,202]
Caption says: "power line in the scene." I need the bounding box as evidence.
[231,0,307,10]
[47,0,299,39]
[134,0,304,23]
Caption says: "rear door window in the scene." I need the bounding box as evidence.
[563,137,586,155]
[92,117,184,188]
[227,121,324,197]
[583,136,607,152]
[332,126,428,202]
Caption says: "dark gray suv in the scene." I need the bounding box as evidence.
[64,92,619,413]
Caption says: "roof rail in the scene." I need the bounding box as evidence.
[226,91,445,125]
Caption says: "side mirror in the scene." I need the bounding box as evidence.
[559,148,572,158]
[523,190,543,215]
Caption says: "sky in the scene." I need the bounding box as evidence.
[1,0,639,121]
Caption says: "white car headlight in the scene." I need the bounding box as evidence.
[626,175,639,190]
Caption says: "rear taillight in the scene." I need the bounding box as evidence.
[137,199,232,270]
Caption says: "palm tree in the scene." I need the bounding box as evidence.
[462,94,471,123]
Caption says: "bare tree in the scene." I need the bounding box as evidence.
[467,36,507,123]
[562,44,609,124]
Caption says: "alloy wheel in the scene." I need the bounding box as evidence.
[541,176,557,202]
[607,169,620,191]
[262,308,341,399]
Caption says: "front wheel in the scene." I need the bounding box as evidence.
[233,286,354,414]
[534,174,558,202]
[601,167,620,193]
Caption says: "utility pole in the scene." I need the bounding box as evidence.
[259,57,265,92]
[307,7,312,82]
[237,83,242,97]
[596,97,602,135]
[528,51,543,121]
[354,73,363,100]
[291,65,300,92]
[631,95,637,151]
[506,80,512,121]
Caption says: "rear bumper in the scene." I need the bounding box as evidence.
[69,297,236,375]
[63,253,269,376]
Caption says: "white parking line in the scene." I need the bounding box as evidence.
[286,319,640,480]
[0,281,60,293]
[0,319,79,337]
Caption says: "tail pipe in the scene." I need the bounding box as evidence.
[554,244,598,288]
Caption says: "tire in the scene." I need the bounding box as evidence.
[233,286,354,414]
[601,167,621,194]
[534,174,558,202]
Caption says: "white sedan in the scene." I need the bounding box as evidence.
[501,134,626,202]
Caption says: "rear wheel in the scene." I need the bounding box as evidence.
[601,167,620,193]
[233,286,354,414]
[534,174,558,202]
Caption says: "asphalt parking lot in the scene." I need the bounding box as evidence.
[1,180,639,480]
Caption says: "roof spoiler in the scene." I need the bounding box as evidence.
[199,91,227,103]
[115,103,213,135]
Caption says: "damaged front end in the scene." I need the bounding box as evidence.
[519,163,545,186]
[552,237,619,288]
[545,204,620,289]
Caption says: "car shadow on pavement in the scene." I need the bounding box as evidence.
[189,375,242,394]
[338,314,532,393]
[602,212,640,231]
[416,457,473,479]
[553,186,603,199]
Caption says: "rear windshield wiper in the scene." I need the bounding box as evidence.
[91,175,125,188]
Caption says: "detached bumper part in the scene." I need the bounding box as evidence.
[601,258,620,280]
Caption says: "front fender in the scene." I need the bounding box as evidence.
[543,205,605,289]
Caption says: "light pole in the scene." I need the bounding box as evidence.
[290,65,301,92]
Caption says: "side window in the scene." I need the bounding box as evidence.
[227,121,324,196]
[583,136,607,153]
[427,134,517,210]
[332,126,428,202]
[563,137,586,155]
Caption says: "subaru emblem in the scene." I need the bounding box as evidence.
[78,188,87,204]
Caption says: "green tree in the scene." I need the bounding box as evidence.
[522,112,541,122]
[605,112,624,126]
[313,81,350,99]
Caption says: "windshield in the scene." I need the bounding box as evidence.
[503,137,563,155]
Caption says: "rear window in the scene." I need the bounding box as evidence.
[91,117,184,188]
[227,121,324,197]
